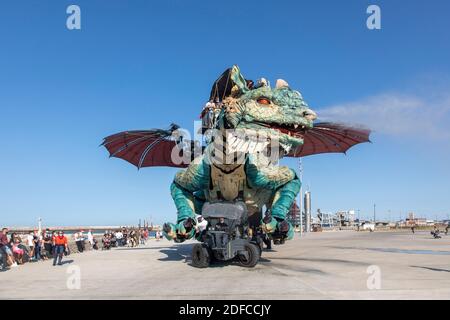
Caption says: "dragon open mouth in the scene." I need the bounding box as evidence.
[253,121,308,138]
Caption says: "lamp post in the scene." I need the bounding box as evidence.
[373,204,376,223]
[298,158,303,237]
[38,217,42,235]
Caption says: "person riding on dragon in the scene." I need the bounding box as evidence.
[102,65,370,246]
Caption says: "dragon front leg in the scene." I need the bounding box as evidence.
[263,175,300,241]
[163,182,197,242]
[246,157,300,242]
[163,158,210,242]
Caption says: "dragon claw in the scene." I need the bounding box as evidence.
[163,218,196,242]
[162,222,177,240]
[261,217,278,234]
[278,220,290,233]
[261,212,294,242]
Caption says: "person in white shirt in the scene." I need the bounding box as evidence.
[87,230,94,246]
[115,231,123,246]
[26,232,35,261]
[26,232,34,248]
[195,215,208,238]
[74,231,84,253]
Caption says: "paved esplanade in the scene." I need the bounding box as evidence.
[1,231,449,299]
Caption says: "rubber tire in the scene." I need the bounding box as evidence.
[237,243,260,268]
[191,244,210,268]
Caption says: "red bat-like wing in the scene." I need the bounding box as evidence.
[288,122,371,157]
[101,124,190,169]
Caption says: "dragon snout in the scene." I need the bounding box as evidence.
[302,109,317,121]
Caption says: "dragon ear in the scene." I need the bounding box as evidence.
[275,79,289,89]
[209,65,249,102]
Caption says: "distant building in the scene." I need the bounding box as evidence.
[405,212,427,226]
[335,210,355,227]
[317,209,335,228]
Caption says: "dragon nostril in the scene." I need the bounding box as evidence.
[303,110,317,120]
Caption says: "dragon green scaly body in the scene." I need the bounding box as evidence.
[164,65,317,242]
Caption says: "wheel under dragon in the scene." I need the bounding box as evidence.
[102,65,371,247]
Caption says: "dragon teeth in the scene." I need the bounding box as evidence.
[241,141,250,152]
[248,139,258,153]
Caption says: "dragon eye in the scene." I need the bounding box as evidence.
[257,98,271,105]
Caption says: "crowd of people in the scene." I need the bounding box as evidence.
[100,228,162,250]
[0,226,162,271]
[0,227,72,269]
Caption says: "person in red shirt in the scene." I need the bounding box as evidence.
[52,231,68,266]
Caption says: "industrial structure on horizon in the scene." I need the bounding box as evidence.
[287,191,448,232]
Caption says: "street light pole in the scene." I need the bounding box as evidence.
[298,158,303,237]
[373,204,376,223]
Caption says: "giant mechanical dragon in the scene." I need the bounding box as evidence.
[102,65,370,245]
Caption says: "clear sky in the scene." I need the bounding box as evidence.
[1,0,450,227]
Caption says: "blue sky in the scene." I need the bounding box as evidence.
[1,0,450,227]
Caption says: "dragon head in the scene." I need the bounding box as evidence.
[215,65,317,154]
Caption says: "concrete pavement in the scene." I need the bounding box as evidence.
[1,231,449,299]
